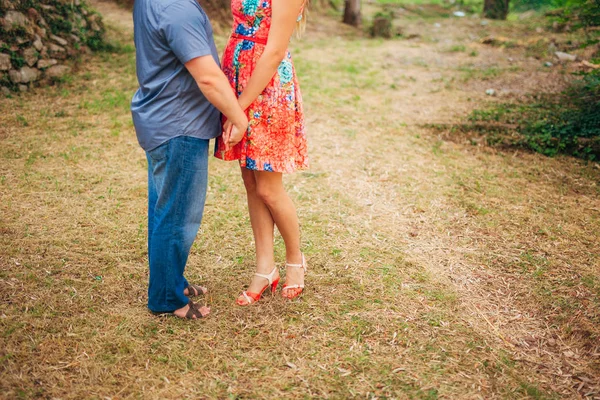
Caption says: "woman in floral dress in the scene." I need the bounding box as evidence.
[215,0,309,305]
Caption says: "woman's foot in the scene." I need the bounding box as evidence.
[282,254,306,299]
[172,301,210,319]
[237,267,280,306]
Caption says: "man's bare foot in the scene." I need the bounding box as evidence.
[172,302,210,319]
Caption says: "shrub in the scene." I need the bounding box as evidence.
[468,69,600,159]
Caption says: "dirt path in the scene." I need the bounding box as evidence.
[1,1,598,399]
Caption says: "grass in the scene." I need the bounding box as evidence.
[1,1,600,399]
[457,64,521,81]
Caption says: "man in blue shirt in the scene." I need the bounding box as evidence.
[132,0,247,319]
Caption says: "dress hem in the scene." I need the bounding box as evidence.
[214,155,309,174]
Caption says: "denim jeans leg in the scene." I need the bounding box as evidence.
[146,136,209,313]
[147,154,158,262]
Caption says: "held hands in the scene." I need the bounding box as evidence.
[222,116,248,151]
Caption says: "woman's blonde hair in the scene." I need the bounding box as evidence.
[295,0,309,37]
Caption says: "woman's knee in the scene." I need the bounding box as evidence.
[256,182,281,207]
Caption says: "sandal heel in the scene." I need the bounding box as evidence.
[271,278,280,294]
[236,267,279,306]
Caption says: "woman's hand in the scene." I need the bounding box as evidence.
[222,115,248,151]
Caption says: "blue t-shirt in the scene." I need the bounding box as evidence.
[131,0,221,151]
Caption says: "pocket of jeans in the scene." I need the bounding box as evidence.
[147,139,170,163]
[181,136,208,171]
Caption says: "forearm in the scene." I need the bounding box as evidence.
[197,74,247,125]
[238,49,286,110]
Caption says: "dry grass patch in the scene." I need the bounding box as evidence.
[1,2,599,399]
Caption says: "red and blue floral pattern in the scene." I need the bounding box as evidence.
[214,0,308,174]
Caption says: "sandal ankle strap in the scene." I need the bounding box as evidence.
[254,267,278,284]
[285,254,306,271]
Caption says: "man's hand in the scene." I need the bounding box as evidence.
[222,115,248,151]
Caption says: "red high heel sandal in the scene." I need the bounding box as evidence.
[282,254,307,300]
[236,267,280,306]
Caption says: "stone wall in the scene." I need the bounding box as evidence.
[0,0,105,94]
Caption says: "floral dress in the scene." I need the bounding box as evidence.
[214,0,308,173]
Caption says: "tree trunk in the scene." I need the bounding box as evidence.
[483,0,510,20]
[343,0,361,27]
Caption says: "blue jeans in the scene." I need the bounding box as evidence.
[146,136,209,313]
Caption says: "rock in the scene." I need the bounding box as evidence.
[9,66,40,83]
[481,20,489,26]
[21,66,40,83]
[40,5,55,11]
[8,69,20,83]
[555,51,577,62]
[485,88,496,96]
[16,66,40,83]
[0,53,11,71]
[37,58,57,69]
[45,65,71,80]
[371,16,393,38]
[535,27,544,33]
[581,60,600,70]
[27,7,40,21]
[33,35,43,51]
[1,86,11,96]
[48,43,66,54]
[1,0,14,10]
[23,47,38,67]
[453,11,466,17]
[3,11,29,31]
[434,23,441,28]
[88,14,102,31]
[18,84,28,92]
[50,34,68,46]
[70,34,81,43]
[15,37,30,45]
[36,26,47,37]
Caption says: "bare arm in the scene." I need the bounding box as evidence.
[237,0,305,110]
[185,55,248,149]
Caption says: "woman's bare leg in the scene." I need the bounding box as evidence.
[253,171,304,297]
[240,167,279,297]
